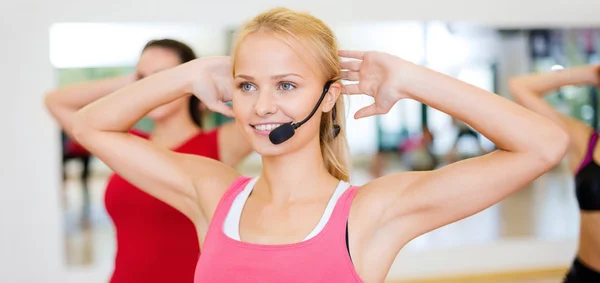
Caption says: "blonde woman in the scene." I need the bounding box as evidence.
[73,8,568,282]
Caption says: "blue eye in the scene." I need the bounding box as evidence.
[279,82,295,91]
[241,82,257,92]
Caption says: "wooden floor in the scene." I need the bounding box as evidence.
[485,279,561,283]
[398,276,562,283]
[398,278,562,283]
[392,268,566,283]
[396,279,562,283]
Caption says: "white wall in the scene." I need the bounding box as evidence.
[3,0,600,282]
[0,18,63,283]
[50,23,230,68]
[26,0,600,27]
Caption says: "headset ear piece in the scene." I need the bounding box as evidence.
[330,101,340,139]
[332,124,341,138]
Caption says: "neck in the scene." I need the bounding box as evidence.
[150,110,200,148]
[255,137,339,204]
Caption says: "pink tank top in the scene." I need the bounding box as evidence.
[194,177,364,283]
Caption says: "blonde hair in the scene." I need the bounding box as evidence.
[232,7,350,182]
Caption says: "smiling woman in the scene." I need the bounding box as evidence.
[70,7,567,283]
[232,25,350,180]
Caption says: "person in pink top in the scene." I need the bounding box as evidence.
[72,7,569,283]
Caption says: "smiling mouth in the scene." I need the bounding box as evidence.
[250,123,287,132]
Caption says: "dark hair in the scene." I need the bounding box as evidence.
[143,39,202,127]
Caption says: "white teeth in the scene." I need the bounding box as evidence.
[255,124,283,131]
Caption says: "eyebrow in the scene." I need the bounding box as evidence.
[235,73,304,80]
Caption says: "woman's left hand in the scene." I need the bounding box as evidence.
[339,50,413,119]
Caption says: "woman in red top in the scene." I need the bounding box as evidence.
[45,39,252,283]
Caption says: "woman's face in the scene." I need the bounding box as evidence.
[232,31,339,156]
[137,47,189,122]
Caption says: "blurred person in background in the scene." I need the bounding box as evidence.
[45,39,253,283]
[398,125,437,171]
[370,133,403,178]
[511,65,600,283]
[371,124,435,178]
[61,130,92,217]
[444,117,486,163]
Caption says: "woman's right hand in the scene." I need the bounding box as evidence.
[339,50,411,119]
[187,57,235,117]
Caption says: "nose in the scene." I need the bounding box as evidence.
[254,90,277,117]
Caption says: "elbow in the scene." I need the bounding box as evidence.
[44,90,59,111]
[507,77,521,89]
[507,78,525,101]
[536,124,569,169]
[71,110,94,146]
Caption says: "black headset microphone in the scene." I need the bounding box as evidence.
[269,81,340,145]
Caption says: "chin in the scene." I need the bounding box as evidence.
[250,137,289,157]
[250,133,316,158]
[242,123,318,158]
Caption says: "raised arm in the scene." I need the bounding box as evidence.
[45,74,136,137]
[340,51,568,251]
[509,65,599,170]
[72,57,239,226]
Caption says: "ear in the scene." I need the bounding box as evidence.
[321,81,341,113]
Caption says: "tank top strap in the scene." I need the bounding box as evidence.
[204,176,253,242]
[589,131,599,154]
[327,185,360,237]
[577,131,599,173]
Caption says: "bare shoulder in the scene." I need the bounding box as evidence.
[355,171,424,201]
[346,171,429,271]
[178,152,243,220]
[351,171,426,226]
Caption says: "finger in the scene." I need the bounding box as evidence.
[209,102,235,117]
[354,103,383,119]
[339,50,365,60]
[340,70,360,81]
[341,60,361,72]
